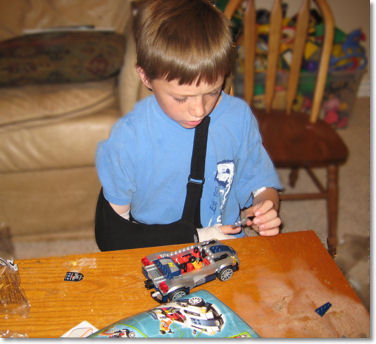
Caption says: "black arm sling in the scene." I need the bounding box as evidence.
[95,116,210,251]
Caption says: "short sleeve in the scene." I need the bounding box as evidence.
[96,119,136,205]
[235,106,282,208]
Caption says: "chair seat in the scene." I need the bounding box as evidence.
[254,109,349,168]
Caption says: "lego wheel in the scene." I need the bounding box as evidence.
[127,331,136,338]
[217,266,233,281]
[169,288,188,302]
[188,296,205,306]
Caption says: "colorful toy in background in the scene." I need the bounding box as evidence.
[322,94,349,128]
[217,0,368,129]
[330,29,368,72]
[320,71,361,128]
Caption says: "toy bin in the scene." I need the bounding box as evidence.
[234,69,364,129]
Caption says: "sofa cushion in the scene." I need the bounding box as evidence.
[0,104,120,173]
[0,166,101,240]
[0,30,125,87]
[0,78,117,130]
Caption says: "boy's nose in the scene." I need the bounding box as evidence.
[189,97,205,118]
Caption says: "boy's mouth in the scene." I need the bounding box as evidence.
[184,119,203,127]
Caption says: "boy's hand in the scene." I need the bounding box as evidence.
[198,188,280,241]
[244,199,281,236]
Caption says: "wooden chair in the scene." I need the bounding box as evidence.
[224,0,348,257]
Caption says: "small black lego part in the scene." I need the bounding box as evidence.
[315,302,332,317]
[64,271,84,282]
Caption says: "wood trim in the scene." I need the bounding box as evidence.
[306,167,326,193]
[280,192,327,200]
[223,0,243,19]
[265,0,283,112]
[243,0,256,104]
[286,0,310,114]
[310,0,334,123]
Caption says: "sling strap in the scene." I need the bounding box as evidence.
[95,116,211,250]
[181,115,210,227]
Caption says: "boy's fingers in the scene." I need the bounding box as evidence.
[253,199,274,216]
[259,227,280,236]
[221,224,242,234]
[258,217,281,231]
[245,216,255,227]
[251,212,281,235]
[253,208,278,225]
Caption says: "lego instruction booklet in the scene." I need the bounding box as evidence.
[89,289,259,338]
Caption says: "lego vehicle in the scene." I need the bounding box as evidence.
[148,295,224,335]
[141,239,239,303]
[108,328,136,338]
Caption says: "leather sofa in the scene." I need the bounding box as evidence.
[0,0,151,242]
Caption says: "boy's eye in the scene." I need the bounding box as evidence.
[210,89,221,96]
[174,97,187,103]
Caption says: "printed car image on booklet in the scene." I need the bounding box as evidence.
[89,289,259,338]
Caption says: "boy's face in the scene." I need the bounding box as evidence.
[137,68,224,129]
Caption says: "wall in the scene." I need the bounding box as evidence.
[328,0,370,97]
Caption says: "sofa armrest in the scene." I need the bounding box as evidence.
[0,0,133,41]
[118,29,152,115]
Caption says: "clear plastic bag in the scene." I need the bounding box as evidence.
[0,257,30,319]
[0,329,28,338]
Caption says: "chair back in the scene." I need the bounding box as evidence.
[224,0,334,123]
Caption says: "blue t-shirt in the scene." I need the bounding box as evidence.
[96,92,282,235]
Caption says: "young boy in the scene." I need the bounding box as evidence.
[95,0,282,251]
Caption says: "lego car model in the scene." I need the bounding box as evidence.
[141,239,239,303]
[148,295,224,335]
[106,328,136,338]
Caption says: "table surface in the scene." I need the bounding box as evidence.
[0,230,369,338]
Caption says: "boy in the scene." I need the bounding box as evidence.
[95,0,282,250]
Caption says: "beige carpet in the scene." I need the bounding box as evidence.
[3,97,370,311]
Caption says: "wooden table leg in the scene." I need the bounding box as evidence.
[327,164,339,257]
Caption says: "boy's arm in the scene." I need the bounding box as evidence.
[252,187,279,213]
[110,203,131,220]
[108,189,280,240]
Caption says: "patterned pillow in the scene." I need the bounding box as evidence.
[0,30,125,87]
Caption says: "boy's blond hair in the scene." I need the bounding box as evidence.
[133,0,234,85]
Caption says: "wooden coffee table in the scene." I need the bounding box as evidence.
[0,230,369,338]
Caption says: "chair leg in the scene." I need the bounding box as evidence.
[288,167,299,187]
[327,164,339,257]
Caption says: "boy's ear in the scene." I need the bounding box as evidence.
[136,66,152,90]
